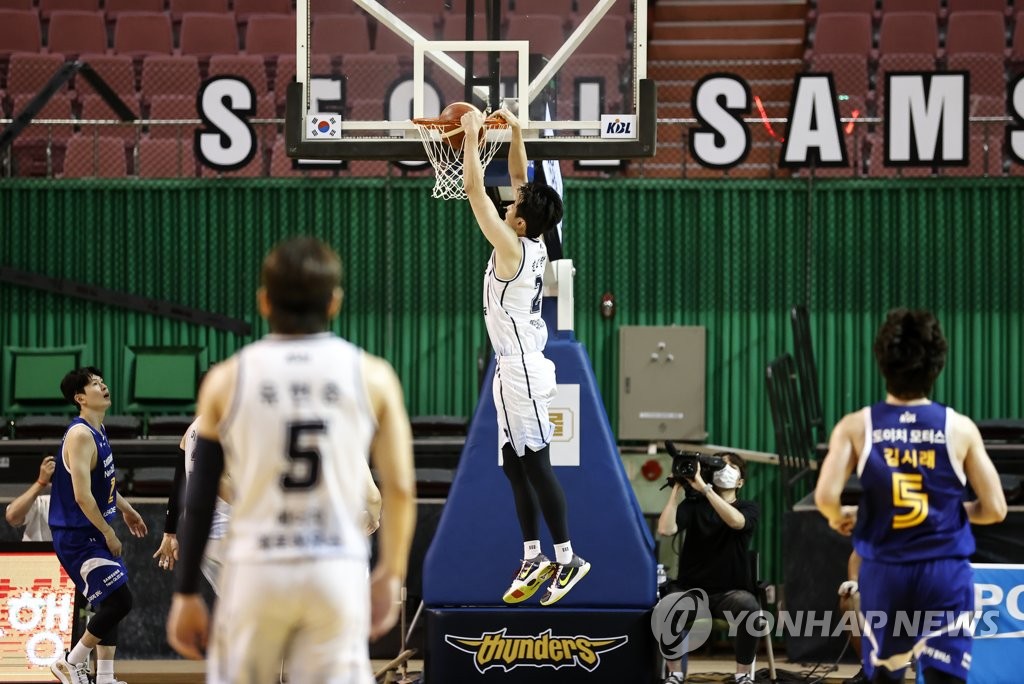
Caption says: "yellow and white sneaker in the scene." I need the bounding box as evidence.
[50,651,91,684]
[502,554,556,604]
[539,555,591,606]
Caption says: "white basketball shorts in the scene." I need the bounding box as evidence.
[493,351,557,457]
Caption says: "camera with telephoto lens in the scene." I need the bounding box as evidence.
[662,441,728,489]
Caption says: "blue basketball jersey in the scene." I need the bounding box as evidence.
[853,401,974,562]
[49,418,118,530]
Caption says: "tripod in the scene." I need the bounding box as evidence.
[374,586,423,684]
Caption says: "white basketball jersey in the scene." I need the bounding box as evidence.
[483,237,548,357]
[183,417,232,540]
[219,333,376,563]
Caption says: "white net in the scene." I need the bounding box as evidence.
[412,123,510,200]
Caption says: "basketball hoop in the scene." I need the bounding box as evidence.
[411,105,509,201]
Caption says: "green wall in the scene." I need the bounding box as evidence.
[3,177,1022,583]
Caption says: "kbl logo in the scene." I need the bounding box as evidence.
[605,118,632,135]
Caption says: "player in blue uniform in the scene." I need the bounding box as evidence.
[48,367,148,684]
[815,309,1006,684]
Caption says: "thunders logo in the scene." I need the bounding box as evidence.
[445,628,628,673]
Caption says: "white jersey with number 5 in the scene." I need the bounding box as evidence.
[483,237,548,357]
[218,333,376,564]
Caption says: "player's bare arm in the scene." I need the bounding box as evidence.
[66,427,121,553]
[957,413,1007,524]
[363,352,416,640]
[495,107,528,191]
[815,412,860,535]
[461,109,522,278]
[5,455,54,527]
[115,492,148,538]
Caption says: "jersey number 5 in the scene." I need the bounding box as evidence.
[282,420,324,490]
[891,472,929,529]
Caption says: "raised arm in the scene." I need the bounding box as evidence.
[497,107,528,192]
[5,455,54,527]
[461,109,521,276]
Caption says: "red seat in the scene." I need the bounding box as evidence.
[113,12,174,56]
[374,13,440,54]
[168,0,229,23]
[309,0,347,12]
[339,53,401,103]
[76,53,136,100]
[814,0,875,16]
[61,134,128,177]
[208,54,269,96]
[141,55,201,102]
[946,12,1007,56]
[572,13,628,56]
[269,134,336,177]
[512,0,575,14]
[311,14,371,55]
[11,92,74,142]
[6,53,67,97]
[505,14,569,57]
[947,52,1005,100]
[137,136,197,177]
[273,53,333,109]
[48,11,108,56]
[1012,12,1024,64]
[810,53,870,102]
[179,12,240,57]
[0,0,33,10]
[879,12,938,56]
[877,53,938,111]
[79,93,139,142]
[812,13,873,57]
[233,0,291,22]
[245,13,295,55]
[146,94,196,138]
[947,0,1012,19]
[105,0,164,21]
[881,0,941,19]
[38,0,99,19]
[0,10,42,57]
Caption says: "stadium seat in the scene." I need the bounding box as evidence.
[146,94,197,138]
[310,13,371,55]
[137,136,197,177]
[169,0,229,23]
[947,0,1012,20]
[505,14,569,57]
[208,54,269,96]
[879,12,938,57]
[811,13,873,58]
[233,0,291,22]
[61,134,128,177]
[511,0,575,14]
[340,53,401,103]
[947,52,1006,101]
[440,12,493,74]
[38,0,99,18]
[810,54,870,103]
[946,12,1007,56]
[0,0,33,10]
[0,10,42,57]
[273,53,333,110]
[179,12,240,57]
[140,55,201,106]
[245,13,296,55]
[75,53,136,103]
[105,0,165,21]
[813,0,875,17]
[573,13,628,56]
[877,53,939,111]
[79,93,139,143]
[113,12,174,56]
[48,11,108,57]
[10,92,74,142]
[880,0,941,20]
[373,13,440,54]
[6,53,67,97]
[309,0,347,12]
[1012,13,1024,65]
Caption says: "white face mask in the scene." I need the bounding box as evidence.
[713,465,740,490]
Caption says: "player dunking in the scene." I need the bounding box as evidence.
[815,308,1006,684]
[461,106,590,606]
[166,237,416,684]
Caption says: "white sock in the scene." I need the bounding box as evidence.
[524,540,541,559]
[554,541,573,565]
[96,660,114,684]
[68,642,92,665]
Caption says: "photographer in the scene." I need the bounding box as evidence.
[657,450,760,684]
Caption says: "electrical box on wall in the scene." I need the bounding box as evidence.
[618,326,707,441]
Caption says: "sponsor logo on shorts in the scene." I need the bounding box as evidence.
[445,628,628,673]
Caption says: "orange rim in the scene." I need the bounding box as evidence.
[410,116,508,129]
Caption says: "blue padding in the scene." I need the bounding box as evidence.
[423,323,656,608]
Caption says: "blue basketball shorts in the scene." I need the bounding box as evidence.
[51,527,129,606]
[858,556,974,681]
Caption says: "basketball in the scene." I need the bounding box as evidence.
[438,101,481,149]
